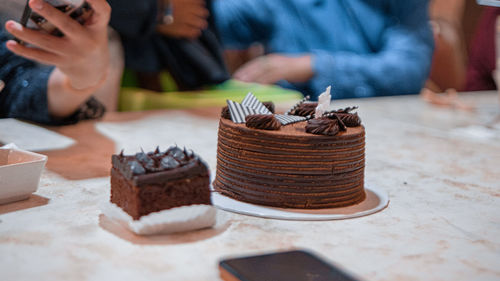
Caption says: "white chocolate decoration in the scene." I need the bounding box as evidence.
[315,86,331,118]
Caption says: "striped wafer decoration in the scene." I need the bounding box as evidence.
[227,100,257,123]
[274,114,307,125]
[241,92,272,114]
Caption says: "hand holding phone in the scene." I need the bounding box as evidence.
[4,0,111,91]
[219,250,362,281]
[25,0,93,37]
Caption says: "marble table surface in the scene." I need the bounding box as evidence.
[1,92,499,281]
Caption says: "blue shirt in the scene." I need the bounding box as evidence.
[213,0,434,99]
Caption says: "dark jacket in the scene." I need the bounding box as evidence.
[107,0,228,90]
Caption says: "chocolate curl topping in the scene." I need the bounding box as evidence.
[323,112,347,131]
[339,112,361,127]
[245,114,282,130]
[305,117,340,136]
[293,102,318,117]
[262,101,275,114]
[323,107,362,127]
[334,106,358,114]
[221,106,231,120]
[332,113,347,131]
[285,95,310,115]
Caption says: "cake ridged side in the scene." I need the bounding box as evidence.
[213,118,366,209]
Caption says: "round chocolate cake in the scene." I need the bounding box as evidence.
[213,116,366,209]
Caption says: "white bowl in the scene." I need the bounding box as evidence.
[0,147,47,204]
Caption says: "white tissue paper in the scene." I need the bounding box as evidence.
[101,202,216,236]
[1,143,18,149]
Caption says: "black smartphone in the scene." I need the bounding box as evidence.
[219,250,362,281]
[18,0,92,38]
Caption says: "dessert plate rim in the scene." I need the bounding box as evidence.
[211,184,389,221]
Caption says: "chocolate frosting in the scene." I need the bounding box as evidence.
[112,146,208,185]
[339,112,362,127]
[285,95,310,115]
[263,102,276,114]
[245,114,281,130]
[324,112,361,128]
[305,117,340,136]
[221,106,231,120]
[325,113,347,131]
[292,102,318,117]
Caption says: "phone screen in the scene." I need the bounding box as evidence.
[219,250,361,281]
[19,0,92,37]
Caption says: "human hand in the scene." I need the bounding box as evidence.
[5,0,111,90]
[233,54,314,85]
[156,0,209,39]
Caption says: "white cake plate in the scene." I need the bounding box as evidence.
[212,184,389,221]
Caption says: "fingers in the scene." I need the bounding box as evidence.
[233,56,284,84]
[189,6,210,19]
[5,21,68,55]
[185,14,208,30]
[234,57,267,82]
[29,0,86,38]
[235,55,312,84]
[252,70,279,84]
[157,24,201,39]
[85,0,111,28]
[176,0,206,6]
[6,40,62,65]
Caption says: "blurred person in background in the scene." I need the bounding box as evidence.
[465,6,500,91]
[213,0,435,99]
[1,0,222,125]
[107,0,228,92]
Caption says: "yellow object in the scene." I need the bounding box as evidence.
[118,80,303,111]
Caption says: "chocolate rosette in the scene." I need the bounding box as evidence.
[245,114,281,130]
[285,95,310,115]
[262,101,276,114]
[305,117,340,136]
[221,106,231,120]
[327,113,347,131]
[323,112,362,127]
[293,102,318,117]
[339,112,362,127]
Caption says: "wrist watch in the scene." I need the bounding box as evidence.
[158,0,174,25]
